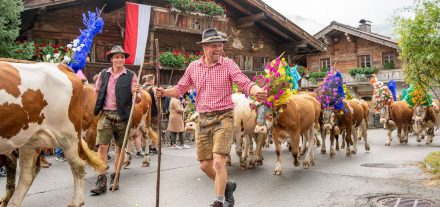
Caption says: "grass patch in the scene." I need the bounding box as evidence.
[422,151,440,186]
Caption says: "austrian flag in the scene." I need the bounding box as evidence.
[124,2,151,65]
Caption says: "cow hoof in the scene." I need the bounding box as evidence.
[365,145,370,151]
[240,162,247,168]
[68,202,85,207]
[421,135,425,139]
[336,147,340,151]
[351,150,357,154]
[256,160,263,166]
[294,160,300,167]
[141,162,150,167]
[273,170,281,175]
[321,150,326,154]
[385,143,390,146]
[330,154,335,159]
[417,139,421,143]
[303,161,310,169]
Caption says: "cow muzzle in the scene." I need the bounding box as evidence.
[185,122,196,131]
[380,118,386,124]
[254,124,267,134]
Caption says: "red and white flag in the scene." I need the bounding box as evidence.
[124,2,151,65]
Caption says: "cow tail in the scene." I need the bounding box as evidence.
[78,139,106,172]
[147,127,159,146]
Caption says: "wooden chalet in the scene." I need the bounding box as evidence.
[21,0,325,85]
[302,20,405,100]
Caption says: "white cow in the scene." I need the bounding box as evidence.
[0,62,105,207]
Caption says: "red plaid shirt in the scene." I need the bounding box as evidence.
[176,56,255,113]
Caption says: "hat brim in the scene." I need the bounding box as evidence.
[106,52,130,61]
[197,38,228,45]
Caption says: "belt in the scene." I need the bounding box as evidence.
[200,109,232,117]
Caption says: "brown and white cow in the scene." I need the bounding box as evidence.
[320,100,356,157]
[0,62,105,207]
[433,99,440,130]
[254,94,321,175]
[231,93,266,169]
[379,101,413,146]
[412,105,437,144]
[122,90,158,168]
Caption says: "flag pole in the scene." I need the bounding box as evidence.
[154,38,162,207]
[111,52,145,193]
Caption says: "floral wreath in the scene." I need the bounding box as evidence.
[403,84,432,107]
[315,69,345,110]
[250,54,296,111]
[370,75,396,112]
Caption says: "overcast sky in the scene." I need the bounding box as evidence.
[261,0,414,39]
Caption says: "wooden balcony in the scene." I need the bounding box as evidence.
[152,7,228,34]
[300,69,405,88]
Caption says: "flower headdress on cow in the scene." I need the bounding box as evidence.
[403,84,432,107]
[184,89,197,121]
[251,53,296,111]
[343,83,353,100]
[315,69,345,110]
[370,75,395,112]
[67,9,104,73]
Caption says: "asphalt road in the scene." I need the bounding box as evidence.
[1,129,440,207]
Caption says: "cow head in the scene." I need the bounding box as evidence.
[379,105,390,124]
[413,105,427,132]
[322,108,336,131]
[254,104,273,134]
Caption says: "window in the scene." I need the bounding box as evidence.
[320,58,331,71]
[383,53,395,69]
[358,55,371,68]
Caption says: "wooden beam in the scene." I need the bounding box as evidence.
[259,21,292,41]
[236,12,267,25]
[223,0,252,15]
[236,22,254,29]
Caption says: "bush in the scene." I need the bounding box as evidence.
[9,41,35,60]
[383,62,394,70]
[0,0,24,58]
[167,0,225,16]
[159,51,186,68]
[309,71,327,82]
[348,67,377,77]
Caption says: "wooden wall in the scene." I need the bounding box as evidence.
[306,32,401,73]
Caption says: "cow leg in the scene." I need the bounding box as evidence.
[300,135,307,156]
[6,148,39,207]
[361,122,370,151]
[329,131,336,158]
[427,127,434,144]
[248,136,254,155]
[273,130,283,175]
[345,128,353,157]
[62,141,86,207]
[335,134,340,151]
[0,153,18,207]
[303,128,315,168]
[234,134,245,168]
[397,126,404,144]
[351,127,358,154]
[320,128,326,154]
[291,131,301,167]
[385,128,392,146]
[250,134,265,167]
[142,138,151,167]
[123,137,134,169]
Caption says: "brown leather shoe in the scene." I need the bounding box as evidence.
[90,174,107,195]
[109,172,119,191]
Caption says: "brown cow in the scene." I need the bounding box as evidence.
[346,100,370,153]
[82,85,100,151]
[254,94,321,175]
[412,105,437,144]
[379,101,413,146]
[320,100,356,157]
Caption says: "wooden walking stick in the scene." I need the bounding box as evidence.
[111,55,145,193]
[154,38,162,207]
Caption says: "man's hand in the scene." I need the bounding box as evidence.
[155,87,165,99]
[250,85,268,101]
[132,84,141,94]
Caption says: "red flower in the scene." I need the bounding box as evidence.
[41,44,47,47]
[54,49,59,53]
[34,43,38,47]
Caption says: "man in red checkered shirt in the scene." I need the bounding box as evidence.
[156,28,267,207]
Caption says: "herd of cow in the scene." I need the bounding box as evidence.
[0,62,439,207]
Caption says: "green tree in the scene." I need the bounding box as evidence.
[0,0,34,60]
[394,0,440,99]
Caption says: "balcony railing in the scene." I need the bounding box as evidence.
[152,7,228,34]
[300,69,404,88]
